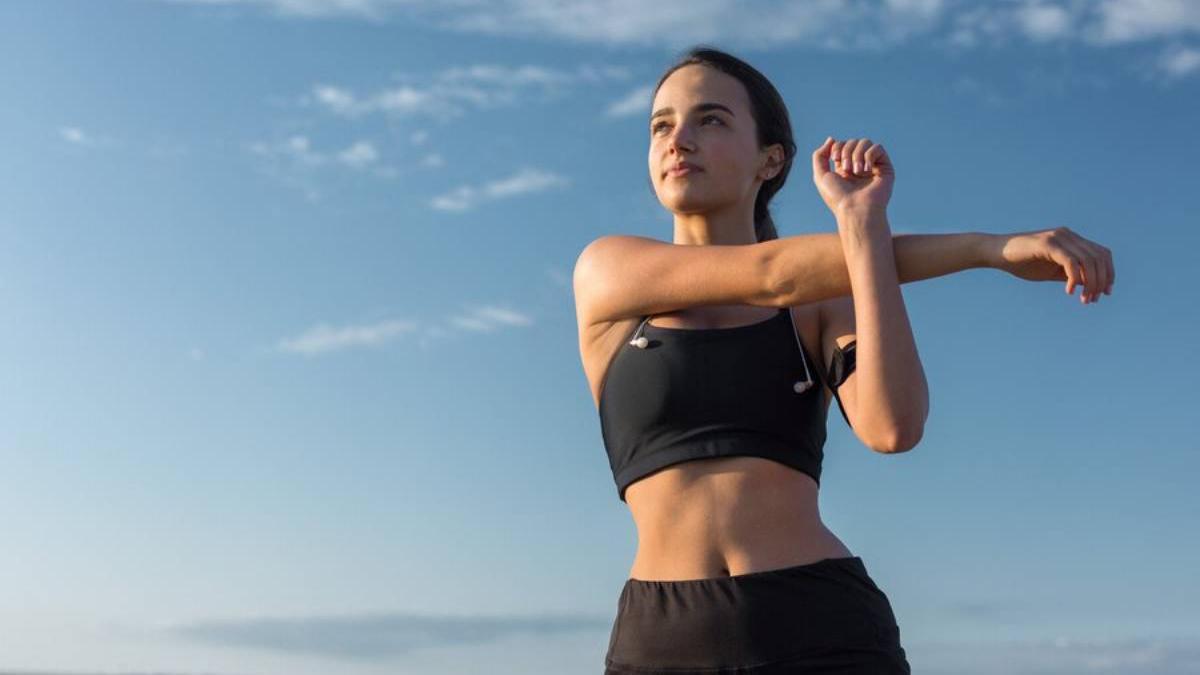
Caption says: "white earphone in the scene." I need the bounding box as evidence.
[628,311,815,394]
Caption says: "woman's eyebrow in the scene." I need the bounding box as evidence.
[650,102,735,121]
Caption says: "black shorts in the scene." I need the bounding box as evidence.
[604,555,911,674]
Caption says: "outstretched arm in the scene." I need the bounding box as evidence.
[770,135,1114,308]
[764,230,992,307]
[768,227,1113,307]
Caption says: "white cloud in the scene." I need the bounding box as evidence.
[483,167,568,198]
[1016,3,1074,42]
[448,305,535,332]
[905,634,1200,674]
[430,167,568,212]
[247,135,393,196]
[1157,43,1200,78]
[337,140,379,168]
[312,84,361,116]
[305,62,628,121]
[278,318,417,355]
[57,125,120,148]
[429,185,475,212]
[278,306,534,355]
[606,84,654,118]
[59,126,88,144]
[1087,0,1200,45]
[156,0,1200,54]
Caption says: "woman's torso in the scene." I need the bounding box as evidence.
[583,303,854,582]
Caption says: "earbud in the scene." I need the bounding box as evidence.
[787,310,815,395]
[629,316,652,349]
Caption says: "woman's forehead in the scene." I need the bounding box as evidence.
[654,65,748,113]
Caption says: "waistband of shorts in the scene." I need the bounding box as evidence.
[623,555,866,588]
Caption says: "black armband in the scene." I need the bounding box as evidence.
[826,340,857,427]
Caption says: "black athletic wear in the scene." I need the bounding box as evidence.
[596,309,902,673]
[599,307,858,503]
[604,555,911,674]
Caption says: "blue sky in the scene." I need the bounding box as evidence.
[1,0,1197,673]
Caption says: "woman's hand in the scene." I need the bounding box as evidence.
[984,227,1115,304]
[812,136,894,216]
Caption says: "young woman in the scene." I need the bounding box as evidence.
[573,46,1114,674]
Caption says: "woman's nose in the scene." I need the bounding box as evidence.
[669,127,695,153]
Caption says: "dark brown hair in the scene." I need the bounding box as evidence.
[652,45,797,243]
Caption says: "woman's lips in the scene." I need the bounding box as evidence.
[666,165,701,177]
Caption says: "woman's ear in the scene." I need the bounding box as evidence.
[758,143,785,181]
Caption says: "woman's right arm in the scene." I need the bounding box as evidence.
[573,231,996,328]
[573,234,788,326]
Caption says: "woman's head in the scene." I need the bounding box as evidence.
[648,46,796,243]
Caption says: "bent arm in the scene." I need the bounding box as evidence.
[835,209,929,450]
[766,230,994,307]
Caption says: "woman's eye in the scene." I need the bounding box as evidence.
[651,116,722,134]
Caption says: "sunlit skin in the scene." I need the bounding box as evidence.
[599,62,1116,582]
[648,64,786,247]
[810,134,1112,304]
[626,64,855,581]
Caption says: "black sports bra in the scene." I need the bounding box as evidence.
[598,307,857,502]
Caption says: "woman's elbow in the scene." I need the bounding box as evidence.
[873,420,924,454]
[882,387,928,453]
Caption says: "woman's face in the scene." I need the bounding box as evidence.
[648,64,774,218]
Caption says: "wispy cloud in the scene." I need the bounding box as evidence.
[57,125,119,148]
[168,609,610,660]
[606,84,655,118]
[248,134,384,170]
[907,634,1200,674]
[278,318,418,356]
[429,167,568,212]
[156,0,1200,53]
[1087,0,1200,45]
[1157,43,1200,79]
[245,134,397,200]
[1015,3,1074,42]
[277,305,534,356]
[448,305,535,332]
[304,62,629,121]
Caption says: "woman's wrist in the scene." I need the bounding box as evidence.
[834,204,890,250]
[833,203,887,225]
[973,232,1002,269]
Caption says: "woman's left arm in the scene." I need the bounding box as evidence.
[833,206,929,452]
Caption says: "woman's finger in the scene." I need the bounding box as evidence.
[1105,246,1114,294]
[1048,246,1084,298]
[1054,234,1100,303]
[831,138,846,175]
[1065,233,1110,303]
[840,138,858,178]
[852,138,872,175]
[863,142,881,174]
[1075,239,1109,303]
[812,136,835,180]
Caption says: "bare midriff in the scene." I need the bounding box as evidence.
[624,455,854,582]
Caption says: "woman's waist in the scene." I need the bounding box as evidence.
[629,524,853,582]
[628,496,849,581]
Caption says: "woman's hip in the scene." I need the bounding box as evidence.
[604,555,910,674]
